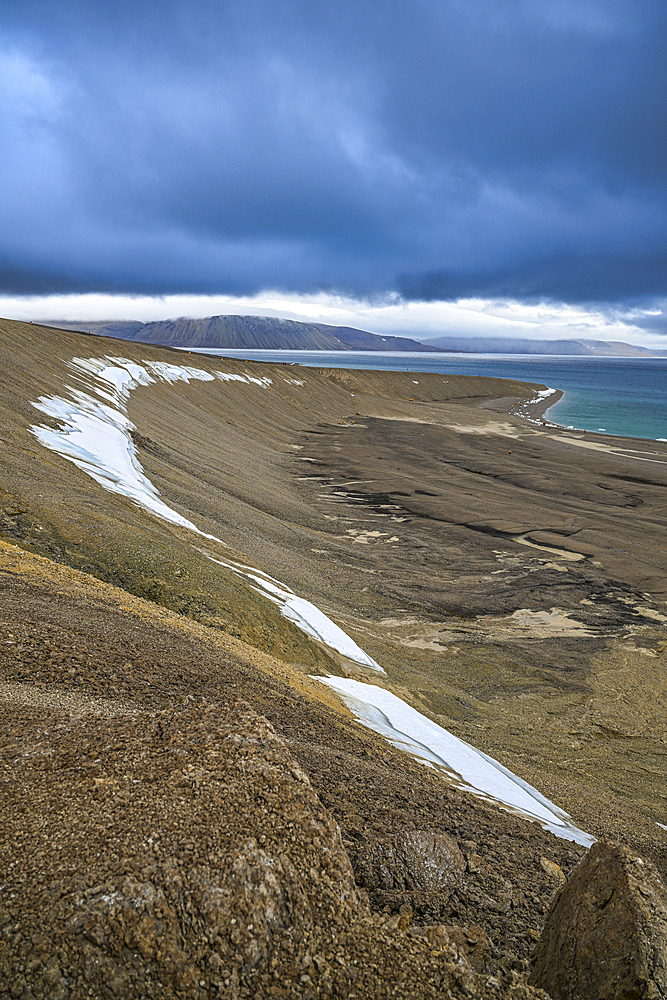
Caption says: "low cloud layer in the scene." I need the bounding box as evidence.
[1,1,666,323]
[5,291,666,349]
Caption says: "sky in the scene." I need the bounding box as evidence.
[1,0,666,344]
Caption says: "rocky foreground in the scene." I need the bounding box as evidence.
[1,319,666,998]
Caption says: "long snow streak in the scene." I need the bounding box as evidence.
[204,554,384,672]
[317,677,595,847]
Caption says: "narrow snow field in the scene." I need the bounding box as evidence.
[317,676,595,847]
[30,356,382,672]
[32,358,223,537]
[204,554,385,673]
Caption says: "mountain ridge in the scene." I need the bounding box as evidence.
[53,314,442,352]
[422,333,667,356]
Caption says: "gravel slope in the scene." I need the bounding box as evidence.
[1,318,666,996]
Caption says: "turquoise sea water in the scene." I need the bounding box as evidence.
[188,349,667,442]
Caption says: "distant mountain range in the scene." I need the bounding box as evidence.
[421,334,667,357]
[55,315,439,352]
[51,315,667,356]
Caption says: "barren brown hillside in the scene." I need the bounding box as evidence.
[1,318,666,998]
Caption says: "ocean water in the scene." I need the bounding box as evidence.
[187,349,667,442]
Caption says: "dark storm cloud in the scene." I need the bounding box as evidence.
[399,250,667,303]
[1,0,666,308]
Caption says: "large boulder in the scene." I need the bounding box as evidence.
[530,841,667,999]
[356,829,465,894]
[1,698,519,999]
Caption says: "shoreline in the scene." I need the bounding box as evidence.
[184,346,667,443]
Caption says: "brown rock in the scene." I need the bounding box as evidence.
[448,925,492,973]
[530,841,667,999]
[466,852,484,873]
[540,857,566,887]
[1,700,512,999]
[357,829,465,893]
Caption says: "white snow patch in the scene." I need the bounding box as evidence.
[213,370,271,388]
[148,361,215,385]
[657,822,667,831]
[32,391,209,534]
[204,554,385,673]
[522,387,557,405]
[317,677,594,847]
[32,358,221,538]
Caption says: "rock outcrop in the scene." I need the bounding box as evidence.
[354,828,466,914]
[0,699,548,999]
[531,840,667,999]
